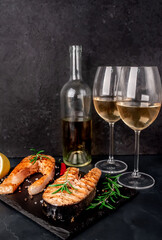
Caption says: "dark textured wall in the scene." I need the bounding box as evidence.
[0,0,162,157]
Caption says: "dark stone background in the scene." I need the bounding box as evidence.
[0,0,162,157]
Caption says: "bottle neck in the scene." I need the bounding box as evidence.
[69,45,82,80]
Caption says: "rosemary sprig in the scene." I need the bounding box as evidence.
[87,174,129,210]
[49,168,77,194]
[29,148,49,164]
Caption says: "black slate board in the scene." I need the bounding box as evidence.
[0,166,137,240]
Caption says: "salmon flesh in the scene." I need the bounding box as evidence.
[0,155,55,195]
[43,167,101,220]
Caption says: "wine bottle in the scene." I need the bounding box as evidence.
[60,45,92,167]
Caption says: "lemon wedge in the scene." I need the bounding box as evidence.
[0,153,10,179]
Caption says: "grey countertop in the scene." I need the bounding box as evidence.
[0,155,162,240]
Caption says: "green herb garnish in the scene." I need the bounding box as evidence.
[49,168,77,194]
[87,174,129,210]
[29,148,49,164]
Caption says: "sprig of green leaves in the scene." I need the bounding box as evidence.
[49,168,77,194]
[87,174,129,210]
[29,148,49,164]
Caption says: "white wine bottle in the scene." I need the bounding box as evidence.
[60,45,92,167]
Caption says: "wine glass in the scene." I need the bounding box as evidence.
[117,66,162,189]
[93,66,128,173]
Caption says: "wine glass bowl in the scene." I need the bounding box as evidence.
[117,66,162,189]
[93,96,120,123]
[93,66,128,174]
[117,101,161,131]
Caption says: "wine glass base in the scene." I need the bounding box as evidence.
[95,159,127,174]
[118,172,155,189]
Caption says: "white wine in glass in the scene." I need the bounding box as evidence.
[117,102,161,131]
[93,66,128,174]
[117,66,162,189]
[93,97,120,123]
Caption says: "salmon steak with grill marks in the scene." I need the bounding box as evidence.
[43,167,101,221]
[0,155,55,195]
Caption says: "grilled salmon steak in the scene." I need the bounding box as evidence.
[0,155,55,195]
[43,167,101,220]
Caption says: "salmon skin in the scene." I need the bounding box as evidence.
[43,167,101,221]
[0,155,55,195]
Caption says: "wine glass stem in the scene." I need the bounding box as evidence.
[108,123,115,163]
[133,130,141,177]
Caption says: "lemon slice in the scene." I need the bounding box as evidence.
[0,153,10,179]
